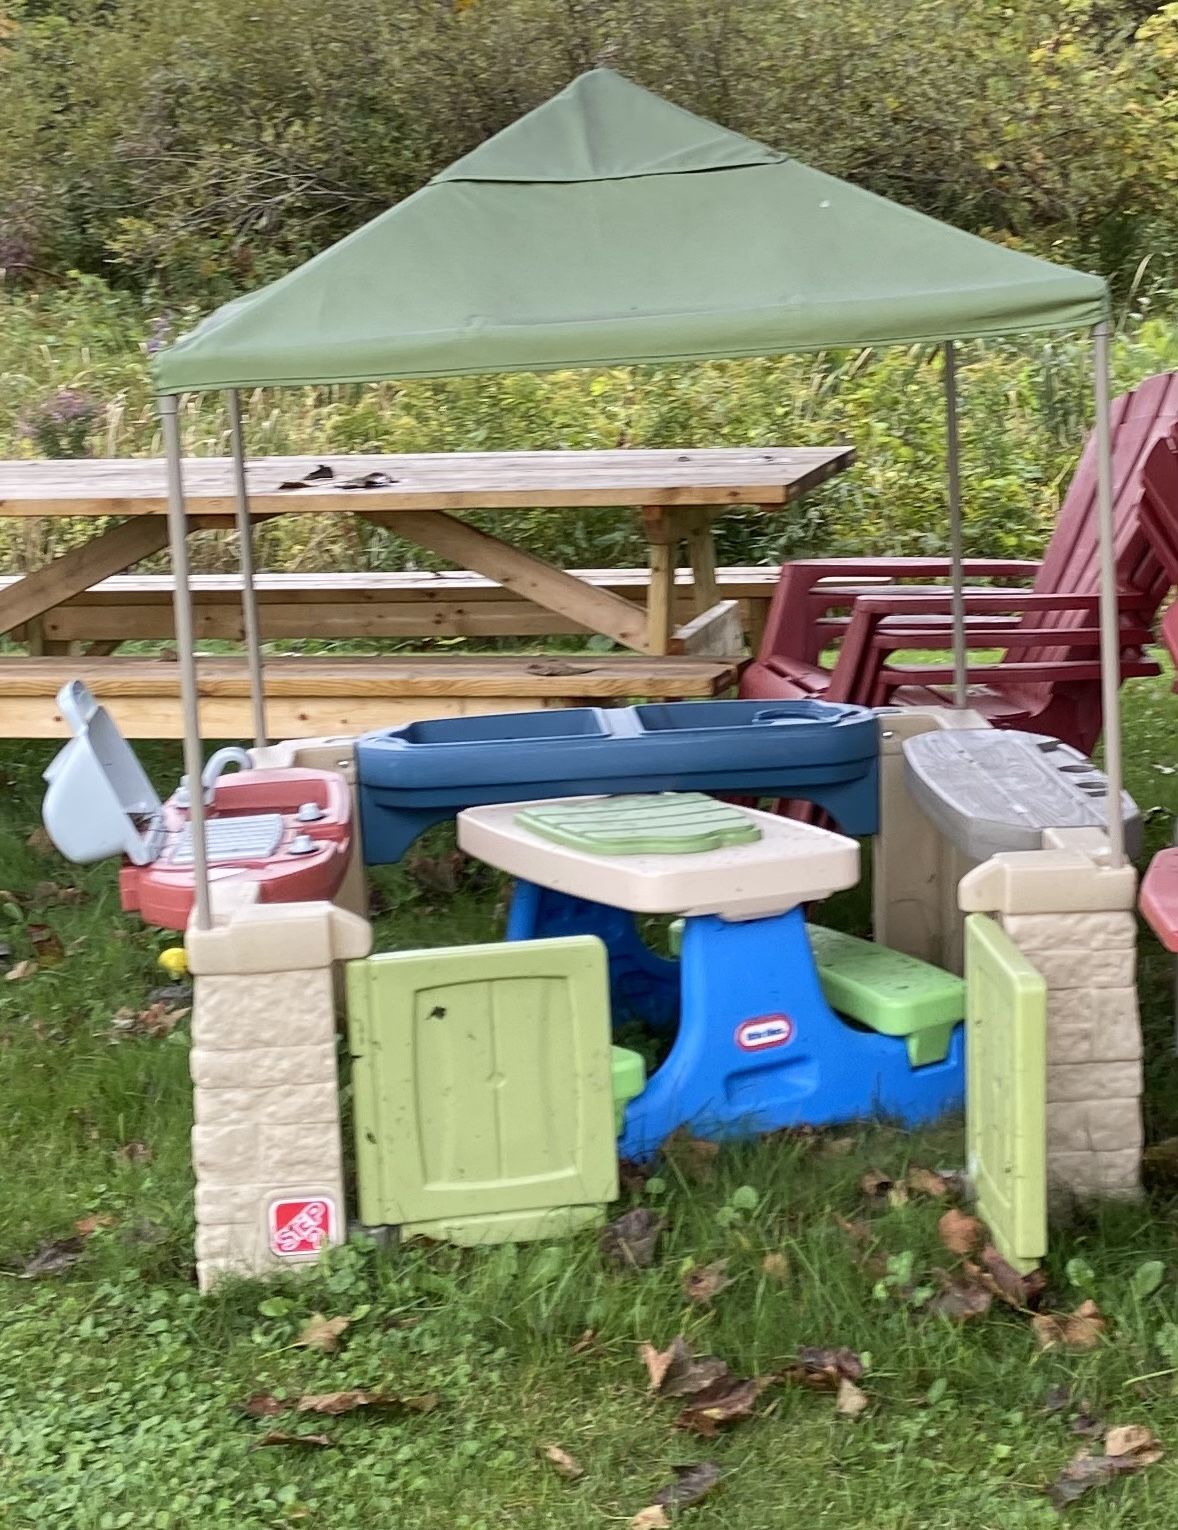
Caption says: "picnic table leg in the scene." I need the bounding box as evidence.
[642,508,681,655]
[684,509,720,614]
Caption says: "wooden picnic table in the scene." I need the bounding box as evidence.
[0,445,853,657]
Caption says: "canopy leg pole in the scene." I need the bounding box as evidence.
[944,341,968,709]
[160,394,212,931]
[1093,319,1126,869]
[225,390,267,748]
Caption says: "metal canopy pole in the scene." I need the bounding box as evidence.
[1093,319,1126,869]
[159,394,213,931]
[225,390,267,748]
[944,341,968,709]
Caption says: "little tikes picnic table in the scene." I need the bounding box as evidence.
[0,445,852,658]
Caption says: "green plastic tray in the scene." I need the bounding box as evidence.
[516,792,762,856]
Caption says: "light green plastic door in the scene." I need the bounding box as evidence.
[964,913,1048,1274]
[348,936,617,1233]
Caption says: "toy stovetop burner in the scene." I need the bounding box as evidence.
[41,681,352,930]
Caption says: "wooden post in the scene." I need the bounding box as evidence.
[684,508,720,614]
[643,508,682,656]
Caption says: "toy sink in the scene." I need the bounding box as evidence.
[357,697,881,864]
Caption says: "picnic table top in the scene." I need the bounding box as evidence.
[0,445,853,517]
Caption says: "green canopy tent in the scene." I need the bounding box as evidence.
[151,69,1123,929]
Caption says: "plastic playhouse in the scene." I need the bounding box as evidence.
[42,672,1146,1288]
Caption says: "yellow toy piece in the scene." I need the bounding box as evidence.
[158,946,189,978]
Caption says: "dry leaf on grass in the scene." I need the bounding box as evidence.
[762,1251,790,1282]
[682,1259,732,1305]
[6,960,37,982]
[539,1444,584,1480]
[674,1376,773,1437]
[1047,1426,1163,1508]
[115,1140,153,1165]
[253,1430,333,1450]
[925,1275,993,1323]
[835,1377,869,1418]
[27,924,64,966]
[860,1170,894,1200]
[824,1136,857,1157]
[293,1313,350,1354]
[964,1244,1046,1310]
[662,1129,721,1182]
[239,1393,285,1418]
[630,1461,721,1525]
[107,1002,189,1042]
[600,1207,664,1270]
[1032,1299,1107,1353]
[640,1337,730,1398]
[73,1213,115,1239]
[784,1346,865,1391]
[8,1235,84,1278]
[297,1389,438,1417]
[26,827,54,855]
[569,1329,597,1354]
[906,1167,951,1199]
[937,1208,986,1256]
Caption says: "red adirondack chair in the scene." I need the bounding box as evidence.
[740,372,1178,753]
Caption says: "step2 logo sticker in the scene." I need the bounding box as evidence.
[734,1013,795,1052]
[269,1196,337,1257]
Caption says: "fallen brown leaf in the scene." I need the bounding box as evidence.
[673,1376,773,1437]
[297,1388,437,1416]
[293,1313,349,1354]
[762,1251,790,1282]
[6,960,37,982]
[9,1235,84,1278]
[25,827,54,855]
[253,1430,333,1450]
[632,1461,721,1524]
[600,1207,663,1270]
[641,1336,731,1398]
[1105,1424,1159,1458]
[925,1275,993,1323]
[239,1393,285,1418]
[906,1167,950,1198]
[824,1136,857,1156]
[682,1259,732,1305]
[785,1347,865,1390]
[835,1377,869,1418]
[937,1207,986,1257]
[26,924,63,967]
[73,1213,115,1239]
[860,1170,893,1199]
[108,1002,189,1042]
[569,1328,596,1354]
[1032,1299,1107,1353]
[835,1216,874,1250]
[965,1244,1046,1310]
[115,1140,153,1165]
[1047,1427,1163,1509]
[662,1129,721,1182]
[539,1443,584,1480]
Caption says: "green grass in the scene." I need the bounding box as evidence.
[4,679,1178,1528]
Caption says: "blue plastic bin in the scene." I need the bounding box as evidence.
[357,698,880,864]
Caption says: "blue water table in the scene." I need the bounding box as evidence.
[457,792,965,1158]
[357,698,880,864]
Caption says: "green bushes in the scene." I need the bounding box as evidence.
[2,0,1178,299]
[3,280,1177,576]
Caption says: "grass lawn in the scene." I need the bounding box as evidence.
[5,676,1178,1528]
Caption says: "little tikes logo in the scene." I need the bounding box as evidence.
[734,1013,795,1052]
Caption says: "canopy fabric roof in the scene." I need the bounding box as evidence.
[153,69,1109,394]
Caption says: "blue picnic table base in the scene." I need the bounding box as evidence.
[507,882,965,1159]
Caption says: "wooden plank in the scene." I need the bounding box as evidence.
[364,509,652,653]
[0,446,854,517]
[0,516,173,637]
[684,508,720,613]
[673,600,747,658]
[646,542,677,655]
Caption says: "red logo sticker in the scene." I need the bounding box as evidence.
[734,1014,795,1052]
[269,1196,337,1257]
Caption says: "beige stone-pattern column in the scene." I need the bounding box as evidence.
[959,829,1141,1201]
[186,892,372,1290]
